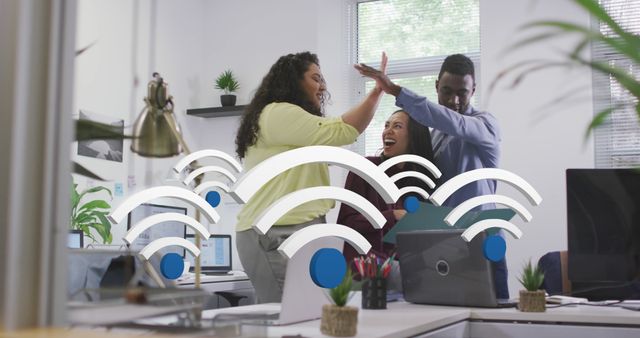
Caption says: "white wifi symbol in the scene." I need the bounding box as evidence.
[108,186,219,280]
[429,168,543,262]
[378,153,442,213]
[172,149,243,207]
[230,145,438,288]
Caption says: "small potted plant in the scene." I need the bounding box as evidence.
[214,69,240,107]
[517,259,546,312]
[70,182,113,244]
[320,269,358,337]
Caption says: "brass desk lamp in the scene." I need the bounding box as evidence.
[131,73,205,288]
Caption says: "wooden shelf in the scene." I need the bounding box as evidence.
[186,105,247,118]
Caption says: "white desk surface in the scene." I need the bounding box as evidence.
[471,304,640,326]
[202,301,640,338]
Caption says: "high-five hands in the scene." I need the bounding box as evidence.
[354,52,401,96]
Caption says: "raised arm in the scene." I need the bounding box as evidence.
[396,88,500,149]
[341,53,388,133]
[355,58,499,149]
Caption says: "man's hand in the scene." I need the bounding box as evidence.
[354,52,401,96]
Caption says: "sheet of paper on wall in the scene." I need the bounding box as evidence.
[114,182,124,197]
[383,202,517,244]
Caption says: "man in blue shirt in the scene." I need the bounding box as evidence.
[355,54,508,299]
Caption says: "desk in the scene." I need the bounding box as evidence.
[201,301,640,338]
[8,301,640,338]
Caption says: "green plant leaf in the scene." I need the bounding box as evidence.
[71,181,114,243]
[518,260,544,291]
[493,0,640,139]
[215,69,240,94]
[575,0,640,49]
[77,199,111,211]
[71,183,80,213]
[78,186,113,202]
[585,107,615,140]
[329,269,353,307]
[74,212,97,225]
[577,58,640,98]
[521,21,639,64]
[87,212,113,245]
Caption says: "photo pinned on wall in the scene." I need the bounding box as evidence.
[77,110,124,163]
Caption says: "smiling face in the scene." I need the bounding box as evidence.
[382,111,410,158]
[436,71,475,113]
[300,63,326,111]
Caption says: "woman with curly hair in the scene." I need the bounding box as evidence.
[235,51,386,303]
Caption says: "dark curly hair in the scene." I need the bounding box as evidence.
[235,52,329,158]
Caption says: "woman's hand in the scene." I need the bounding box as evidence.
[354,52,401,96]
[392,209,407,221]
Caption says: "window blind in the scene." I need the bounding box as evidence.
[354,0,480,156]
[592,0,640,168]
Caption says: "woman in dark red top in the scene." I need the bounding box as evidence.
[337,109,435,290]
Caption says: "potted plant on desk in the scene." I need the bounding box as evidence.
[70,182,113,244]
[517,260,546,312]
[320,269,358,337]
[214,69,240,107]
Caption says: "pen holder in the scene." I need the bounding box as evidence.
[361,278,387,309]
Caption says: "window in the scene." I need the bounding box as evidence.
[592,0,640,168]
[352,0,480,155]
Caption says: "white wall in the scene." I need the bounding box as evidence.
[73,0,351,271]
[74,0,597,294]
[480,0,594,295]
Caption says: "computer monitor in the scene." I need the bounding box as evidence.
[566,169,640,300]
[68,230,84,248]
[126,203,187,256]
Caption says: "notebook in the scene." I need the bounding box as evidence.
[397,229,515,308]
[384,202,516,244]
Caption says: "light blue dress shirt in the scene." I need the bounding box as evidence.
[396,87,510,299]
[395,87,501,210]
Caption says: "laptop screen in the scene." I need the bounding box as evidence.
[184,234,232,272]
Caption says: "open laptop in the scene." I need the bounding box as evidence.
[184,234,232,275]
[215,237,342,326]
[397,229,514,308]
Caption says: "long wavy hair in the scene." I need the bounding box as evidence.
[235,52,329,158]
[381,110,436,200]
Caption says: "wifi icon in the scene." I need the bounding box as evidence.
[378,154,442,213]
[429,168,542,262]
[173,149,243,208]
[231,145,440,288]
[108,186,219,280]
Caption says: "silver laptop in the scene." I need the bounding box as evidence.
[185,234,233,275]
[397,229,511,308]
[218,236,341,326]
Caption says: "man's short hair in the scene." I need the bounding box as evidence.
[438,54,475,82]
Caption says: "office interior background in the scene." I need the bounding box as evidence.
[2,0,635,329]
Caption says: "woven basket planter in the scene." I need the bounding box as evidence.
[320,304,358,337]
[518,290,546,312]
